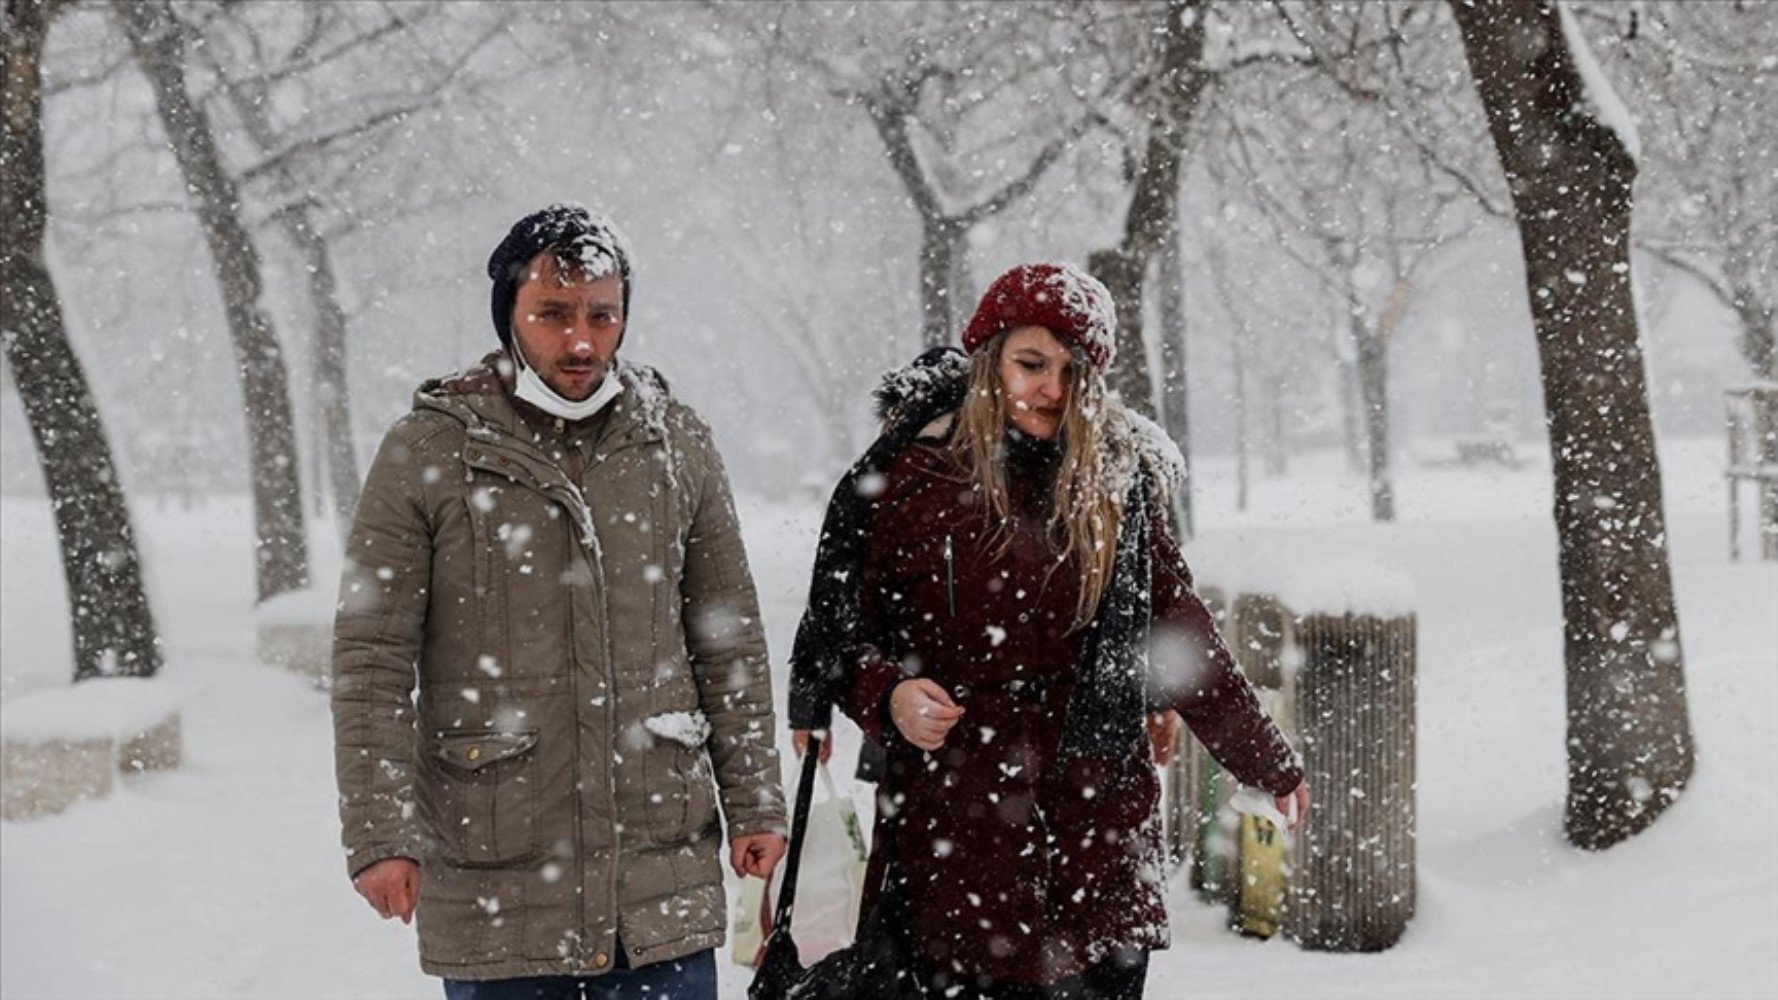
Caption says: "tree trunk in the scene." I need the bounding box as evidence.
[114,0,309,603]
[1727,275,1776,384]
[1451,0,1694,850]
[1233,320,1250,513]
[920,216,964,349]
[1336,354,1364,475]
[1264,366,1288,477]
[209,64,362,539]
[285,208,360,536]
[1158,213,1193,536]
[2,0,162,681]
[1355,327,1394,522]
[1089,246,1155,417]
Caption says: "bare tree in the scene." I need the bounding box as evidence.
[190,2,505,536]
[1591,1,1777,383]
[112,0,308,603]
[1450,0,1694,850]
[727,2,1111,348]
[1221,78,1481,522]
[1598,1,1778,558]
[2,0,161,681]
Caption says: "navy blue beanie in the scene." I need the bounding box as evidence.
[487,204,633,345]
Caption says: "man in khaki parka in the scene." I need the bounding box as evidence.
[331,204,787,999]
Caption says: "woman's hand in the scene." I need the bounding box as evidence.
[1146,711,1182,766]
[1277,781,1310,831]
[889,679,965,751]
[792,729,833,763]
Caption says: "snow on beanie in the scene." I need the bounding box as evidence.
[961,262,1117,369]
[487,203,632,345]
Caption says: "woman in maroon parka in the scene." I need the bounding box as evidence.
[792,263,1307,1000]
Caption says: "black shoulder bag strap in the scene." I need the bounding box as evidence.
[769,729,826,936]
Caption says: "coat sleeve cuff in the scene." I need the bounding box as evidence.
[345,842,420,882]
[840,646,905,748]
[726,816,790,841]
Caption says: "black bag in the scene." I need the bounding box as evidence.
[749,733,930,1000]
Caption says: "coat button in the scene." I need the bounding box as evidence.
[466,746,481,762]
[593,952,609,969]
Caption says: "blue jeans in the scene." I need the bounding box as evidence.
[442,948,716,1000]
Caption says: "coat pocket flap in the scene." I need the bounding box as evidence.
[430,730,538,771]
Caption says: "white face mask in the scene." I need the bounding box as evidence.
[510,343,623,421]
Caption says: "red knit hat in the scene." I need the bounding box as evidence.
[961,262,1117,369]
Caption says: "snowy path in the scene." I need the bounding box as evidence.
[2,440,1773,998]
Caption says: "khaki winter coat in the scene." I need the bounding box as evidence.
[331,353,786,981]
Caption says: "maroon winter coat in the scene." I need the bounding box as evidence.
[839,437,1301,986]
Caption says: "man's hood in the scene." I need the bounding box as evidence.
[412,350,675,445]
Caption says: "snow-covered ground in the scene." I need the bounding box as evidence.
[2,437,1773,998]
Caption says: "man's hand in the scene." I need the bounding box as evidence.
[1277,781,1311,831]
[353,857,420,924]
[889,679,964,751]
[792,729,833,764]
[730,833,788,879]
[1146,711,1182,766]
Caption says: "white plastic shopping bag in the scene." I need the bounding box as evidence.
[730,760,868,967]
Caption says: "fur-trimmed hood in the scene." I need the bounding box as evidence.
[867,347,1188,504]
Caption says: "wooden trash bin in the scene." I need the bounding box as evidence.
[1285,610,1417,952]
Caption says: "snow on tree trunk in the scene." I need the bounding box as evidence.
[1450,0,1695,850]
[113,0,309,603]
[2,0,163,682]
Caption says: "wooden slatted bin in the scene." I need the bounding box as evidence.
[1285,611,1417,952]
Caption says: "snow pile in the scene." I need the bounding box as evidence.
[0,677,182,743]
[256,586,336,626]
[1279,552,1418,618]
[1186,528,1417,616]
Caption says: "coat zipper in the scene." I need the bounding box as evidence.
[944,533,956,617]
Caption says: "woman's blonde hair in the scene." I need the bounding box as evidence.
[947,331,1122,631]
